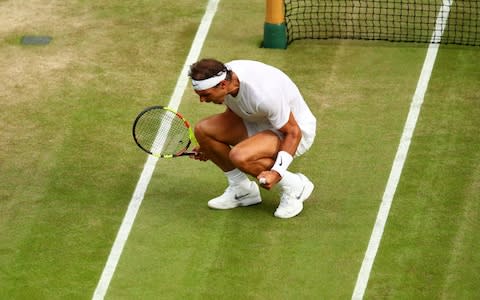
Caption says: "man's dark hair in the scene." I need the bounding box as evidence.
[189,58,232,81]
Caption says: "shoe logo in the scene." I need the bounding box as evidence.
[295,187,305,200]
[235,193,250,200]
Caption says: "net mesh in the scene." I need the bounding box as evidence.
[284,0,480,46]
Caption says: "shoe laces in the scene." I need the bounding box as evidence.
[224,183,250,195]
[223,185,237,195]
[278,190,296,208]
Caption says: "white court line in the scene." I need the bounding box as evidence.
[351,1,452,299]
[91,1,221,299]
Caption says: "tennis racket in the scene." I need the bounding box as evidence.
[132,105,196,158]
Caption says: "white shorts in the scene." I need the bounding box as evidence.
[243,120,315,157]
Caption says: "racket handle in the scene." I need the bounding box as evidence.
[178,151,197,157]
[259,177,267,185]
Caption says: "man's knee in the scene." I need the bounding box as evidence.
[194,117,215,140]
[193,119,206,137]
[229,146,251,169]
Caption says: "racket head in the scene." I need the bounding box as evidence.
[132,105,195,158]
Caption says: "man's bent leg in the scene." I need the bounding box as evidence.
[194,109,248,171]
[228,130,281,177]
[194,109,261,209]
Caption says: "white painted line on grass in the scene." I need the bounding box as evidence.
[351,1,452,299]
[91,1,221,299]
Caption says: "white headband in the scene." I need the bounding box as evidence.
[191,71,227,91]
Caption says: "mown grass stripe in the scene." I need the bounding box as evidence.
[91,1,221,299]
[351,1,452,299]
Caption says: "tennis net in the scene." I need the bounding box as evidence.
[284,0,480,46]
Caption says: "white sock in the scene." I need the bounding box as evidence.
[278,171,301,191]
[224,169,250,187]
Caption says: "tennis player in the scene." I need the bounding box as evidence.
[188,59,316,219]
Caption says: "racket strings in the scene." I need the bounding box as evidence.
[135,109,190,156]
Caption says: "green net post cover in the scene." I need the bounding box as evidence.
[263,22,287,49]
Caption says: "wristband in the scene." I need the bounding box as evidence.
[271,151,293,178]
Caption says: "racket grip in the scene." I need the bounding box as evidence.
[259,177,267,185]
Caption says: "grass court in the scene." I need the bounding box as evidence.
[1,0,479,299]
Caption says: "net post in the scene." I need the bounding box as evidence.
[263,0,287,49]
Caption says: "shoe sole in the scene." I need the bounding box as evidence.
[208,197,262,209]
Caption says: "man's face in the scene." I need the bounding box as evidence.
[194,81,227,104]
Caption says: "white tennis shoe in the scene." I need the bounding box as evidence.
[208,181,262,209]
[274,173,314,219]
